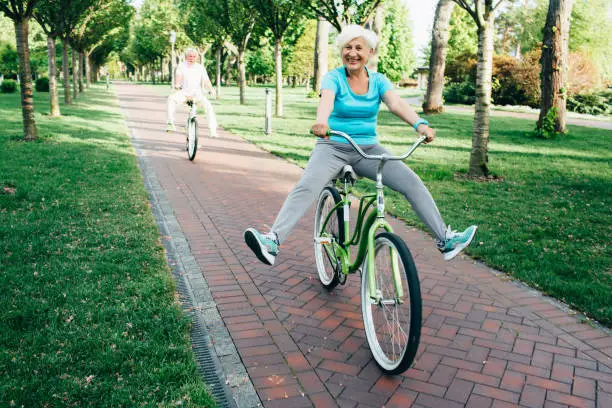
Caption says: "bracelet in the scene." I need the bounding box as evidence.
[413,118,429,130]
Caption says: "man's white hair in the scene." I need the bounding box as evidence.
[185,48,199,57]
[336,24,378,51]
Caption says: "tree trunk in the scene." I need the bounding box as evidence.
[366,5,384,72]
[47,35,60,117]
[500,26,509,54]
[85,52,91,88]
[78,51,84,93]
[62,38,71,104]
[72,47,79,100]
[215,46,221,97]
[225,55,234,86]
[90,61,97,83]
[423,0,454,114]
[159,57,164,83]
[14,18,37,140]
[313,16,329,93]
[468,13,495,178]
[274,38,283,116]
[538,0,573,134]
[238,49,246,104]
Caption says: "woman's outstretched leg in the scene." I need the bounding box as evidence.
[353,144,477,260]
[244,142,352,265]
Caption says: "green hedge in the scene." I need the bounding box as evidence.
[567,90,612,116]
[35,77,49,92]
[0,79,17,93]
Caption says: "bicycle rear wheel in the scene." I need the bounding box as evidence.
[187,118,198,161]
[314,186,344,290]
[361,232,421,374]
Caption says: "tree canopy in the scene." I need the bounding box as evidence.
[377,0,414,82]
[307,0,382,32]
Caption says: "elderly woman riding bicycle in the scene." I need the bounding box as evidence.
[245,24,477,266]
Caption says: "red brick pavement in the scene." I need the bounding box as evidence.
[117,83,611,408]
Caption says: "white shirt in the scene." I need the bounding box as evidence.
[176,62,210,97]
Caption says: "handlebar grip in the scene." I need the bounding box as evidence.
[309,129,331,136]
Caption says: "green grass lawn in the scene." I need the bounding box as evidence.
[184,85,611,326]
[0,87,215,406]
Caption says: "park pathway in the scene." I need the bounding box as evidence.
[116,82,611,408]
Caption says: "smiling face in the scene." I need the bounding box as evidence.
[341,37,373,71]
[186,51,197,64]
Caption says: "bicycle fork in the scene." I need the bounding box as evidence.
[366,159,405,304]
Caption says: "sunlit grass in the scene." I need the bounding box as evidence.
[0,86,216,407]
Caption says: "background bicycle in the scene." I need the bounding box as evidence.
[184,98,198,161]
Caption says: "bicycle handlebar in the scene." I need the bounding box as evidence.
[324,130,427,161]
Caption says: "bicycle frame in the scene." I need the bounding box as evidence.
[317,131,426,302]
[186,99,197,121]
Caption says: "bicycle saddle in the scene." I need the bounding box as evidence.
[334,165,359,183]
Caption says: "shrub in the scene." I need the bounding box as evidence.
[35,77,49,92]
[510,50,541,108]
[0,79,17,93]
[491,55,526,106]
[445,51,477,84]
[567,51,600,95]
[445,54,536,107]
[508,50,599,108]
[443,80,476,104]
[533,107,560,139]
[566,90,612,116]
[443,50,602,109]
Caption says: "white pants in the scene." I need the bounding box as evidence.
[167,91,218,137]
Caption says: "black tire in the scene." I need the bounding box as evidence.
[314,186,345,290]
[361,232,421,374]
[187,118,198,161]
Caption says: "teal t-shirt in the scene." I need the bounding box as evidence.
[321,67,393,145]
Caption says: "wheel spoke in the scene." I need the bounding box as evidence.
[361,233,420,374]
[322,241,336,270]
[314,188,343,289]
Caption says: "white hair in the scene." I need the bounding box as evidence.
[185,48,199,57]
[336,24,378,51]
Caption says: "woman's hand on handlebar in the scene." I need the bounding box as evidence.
[311,123,330,139]
[417,124,435,144]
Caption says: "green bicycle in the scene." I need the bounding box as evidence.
[313,130,425,374]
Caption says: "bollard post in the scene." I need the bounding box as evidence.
[106,74,110,91]
[265,88,272,135]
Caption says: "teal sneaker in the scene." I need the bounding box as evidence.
[437,225,477,261]
[166,122,176,132]
[244,228,279,266]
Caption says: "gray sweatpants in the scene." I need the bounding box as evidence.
[271,140,446,243]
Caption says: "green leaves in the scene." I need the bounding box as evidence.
[377,0,415,82]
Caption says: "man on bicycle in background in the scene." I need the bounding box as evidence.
[166,48,218,137]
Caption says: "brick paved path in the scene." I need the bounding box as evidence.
[117,83,611,408]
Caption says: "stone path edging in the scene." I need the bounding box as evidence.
[125,122,261,408]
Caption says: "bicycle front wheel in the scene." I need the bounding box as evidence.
[314,186,344,290]
[187,118,198,161]
[361,232,421,374]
